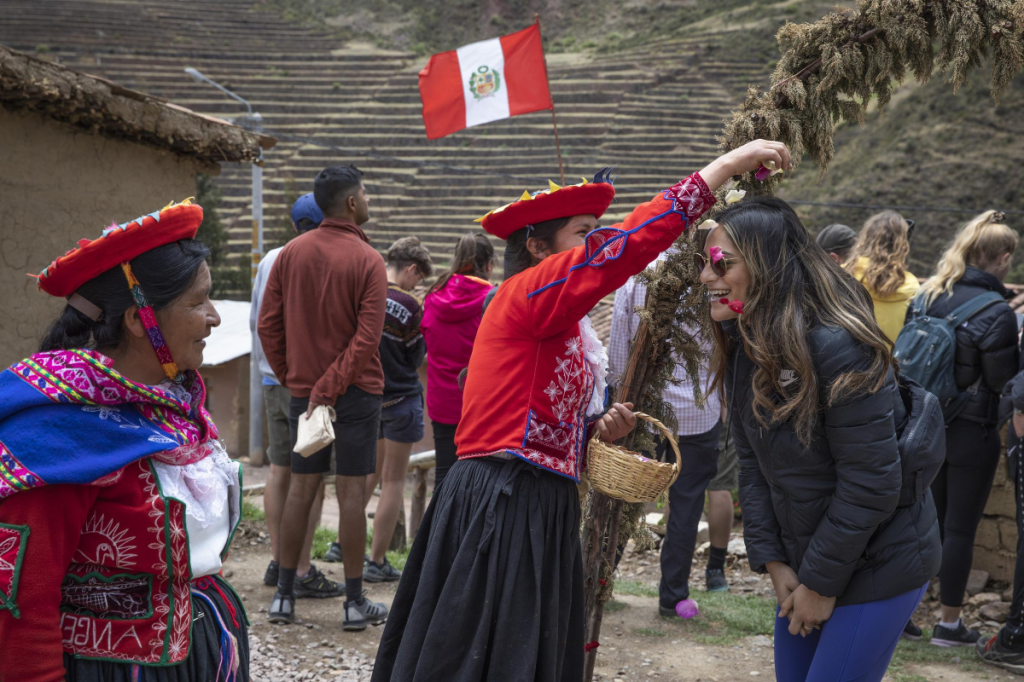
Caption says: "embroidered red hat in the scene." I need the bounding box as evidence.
[35,199,204,297]
[476,167,617,240]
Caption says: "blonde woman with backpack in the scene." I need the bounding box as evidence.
[848,210,920,344]
[907,211,1019,646]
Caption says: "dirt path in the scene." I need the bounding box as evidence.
[229,512,1016,682]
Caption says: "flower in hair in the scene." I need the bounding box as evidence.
[709,245,724,264]
[755,160,783,182]
[725,189,746,204]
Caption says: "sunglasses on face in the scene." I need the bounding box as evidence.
[693,251,739,277]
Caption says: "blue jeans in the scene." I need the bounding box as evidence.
[774,583,927,682]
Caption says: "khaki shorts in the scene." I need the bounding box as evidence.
[263,384,336,477]
[708,419,739,491]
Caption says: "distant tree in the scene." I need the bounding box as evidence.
[195,173,251,300]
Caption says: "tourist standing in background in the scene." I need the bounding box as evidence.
[815,223,858,266]
[707,404,738,589]
[362,236,433,584]
[258,165,390,631]
[909,210,1019,647]
[702,197,941,682]
[252,192,344,599]
[609,254,726,619]
[848,210,920,345]
[420,232,494,490]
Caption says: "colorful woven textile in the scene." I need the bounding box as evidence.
[35,199,203,298]
[0,349,217,501]
[120,262,183,382]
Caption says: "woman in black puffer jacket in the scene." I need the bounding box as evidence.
[699,198,941,682]
[909,210,1019,647]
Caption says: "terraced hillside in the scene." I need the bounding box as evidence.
[0,0,770,282]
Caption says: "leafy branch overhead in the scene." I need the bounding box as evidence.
[722,0,1024,189]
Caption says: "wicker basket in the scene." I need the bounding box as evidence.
[586,412,681,503]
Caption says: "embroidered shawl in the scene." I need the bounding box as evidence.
[0,349,218,500]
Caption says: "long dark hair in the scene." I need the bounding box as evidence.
[39,239,211,353]
[502,216,569,279]
[707,197,893,445]
[427,231,495,296]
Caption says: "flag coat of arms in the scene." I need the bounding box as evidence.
[418,23,553,140]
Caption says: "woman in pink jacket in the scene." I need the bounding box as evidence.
[421,232,495,489]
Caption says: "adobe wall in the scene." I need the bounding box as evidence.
[0,107,210,367]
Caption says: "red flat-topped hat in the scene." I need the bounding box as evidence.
[36,198,204,297]
[33,198,204,384]
[476,167,617,240]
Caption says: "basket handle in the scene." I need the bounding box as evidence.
[633,412,681,489]
[590,410,683,490]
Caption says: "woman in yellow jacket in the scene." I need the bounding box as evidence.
[847,210,920,344]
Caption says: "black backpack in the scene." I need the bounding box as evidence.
[893,291,1005,423]
[894,374,946,507]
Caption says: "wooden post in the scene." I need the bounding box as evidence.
[389,505,407,552]
[550,108,566,186]
[409,467,428,539]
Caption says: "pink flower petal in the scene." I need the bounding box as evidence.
[755,166,772,181]
[709,245,724,264]
[675,598,700,619]
[728,300,745,314]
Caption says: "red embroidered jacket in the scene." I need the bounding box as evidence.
[0,459,240,681]
[456,173,717,480]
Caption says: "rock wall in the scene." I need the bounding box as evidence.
[975,434,1018,583]
[0,107,208,366]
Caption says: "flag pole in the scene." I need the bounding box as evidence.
[535,14,566,185]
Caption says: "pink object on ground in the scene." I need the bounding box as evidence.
[675,598,700,619]
[422,274,493,424]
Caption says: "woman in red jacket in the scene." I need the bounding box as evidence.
[421,232,495,490]
[372,140,790,682]
[0,200,247,682]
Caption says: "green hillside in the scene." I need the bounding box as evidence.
[779,70,1024,279]
[261,0,843,57]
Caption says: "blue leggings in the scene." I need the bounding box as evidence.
[774,584,927,682]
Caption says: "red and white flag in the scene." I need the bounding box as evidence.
[418,23,553,140]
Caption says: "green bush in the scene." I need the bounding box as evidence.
[195,174,251,299]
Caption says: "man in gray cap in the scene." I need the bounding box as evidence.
[816,223,858,266]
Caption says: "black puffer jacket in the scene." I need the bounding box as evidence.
[911,267,1019,425]
[729,322,942,607]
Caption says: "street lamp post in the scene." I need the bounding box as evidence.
[185,67,266,467]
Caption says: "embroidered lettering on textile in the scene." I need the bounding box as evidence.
[61,613,142,651]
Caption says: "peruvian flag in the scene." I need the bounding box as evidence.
[418,23,553,140]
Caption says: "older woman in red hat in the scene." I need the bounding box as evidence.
[372,140,791,681]
[0,200,249,681]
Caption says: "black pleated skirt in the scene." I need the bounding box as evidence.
[372,456,584,682]
[64,574,250,682]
